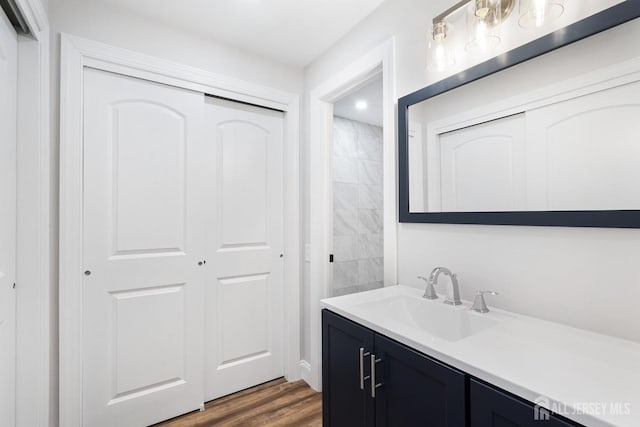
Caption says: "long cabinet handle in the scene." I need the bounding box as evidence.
[359,347,370,390]
[370,354,382,398]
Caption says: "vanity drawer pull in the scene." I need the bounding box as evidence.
[370,354,383,398]
[359,347,370,390]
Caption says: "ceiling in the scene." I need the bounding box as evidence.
[95,0,386,67]
[334,76,383,127]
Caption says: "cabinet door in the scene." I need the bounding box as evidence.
[374,334,467,427]
[322,310,375,427]
[470,379,580,427]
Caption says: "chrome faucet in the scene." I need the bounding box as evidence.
[427,267,462,306]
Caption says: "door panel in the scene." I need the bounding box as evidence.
[439,114,526,212]
[111,284,186,397]
[205,97,284,400]
[82,68,205,427]
[374,334,467,427]
[0,10,17,427]
[322,310,375,427]
[526,81,640,211]
[218,274,269,362]
[111,102,187,255]
[219,121,270,246]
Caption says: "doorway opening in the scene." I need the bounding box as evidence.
[329,75,384,297]
[307,39,396,391]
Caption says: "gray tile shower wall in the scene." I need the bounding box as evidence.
[332,116,384,297]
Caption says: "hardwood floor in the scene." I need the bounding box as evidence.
[154,379,322,427]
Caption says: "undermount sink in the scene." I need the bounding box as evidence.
[353,294,500,342]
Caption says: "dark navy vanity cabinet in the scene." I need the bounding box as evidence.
[322,309,465,427]
[322,309,581,427]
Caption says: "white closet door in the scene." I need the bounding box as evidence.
[0,11,17,427]
[525,81,640,211]
[439,114,526,212]
[82,68,206,427]
[204,98,284,401]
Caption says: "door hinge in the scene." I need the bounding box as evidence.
[329,254,334,263]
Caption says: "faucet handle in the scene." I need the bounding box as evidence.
[418,275,438,300]
[471,291,499,313]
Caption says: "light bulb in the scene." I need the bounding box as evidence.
[433,21,447,41]
[532,0,547,27]
[475,0,490,18]
[475,21,488,51]
[434,42,446,72]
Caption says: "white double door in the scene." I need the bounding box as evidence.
[82,68,284,427]
[0,10,17,427]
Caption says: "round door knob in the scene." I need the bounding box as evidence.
[84,270,92,276]
[198,261,203,266]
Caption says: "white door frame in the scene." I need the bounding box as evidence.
[13,1,51,426]
[59,34,301,427]
[307,39,397,390]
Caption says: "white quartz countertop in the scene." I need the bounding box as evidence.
[320,285,640,427]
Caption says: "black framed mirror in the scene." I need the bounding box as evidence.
[398,0,640,228]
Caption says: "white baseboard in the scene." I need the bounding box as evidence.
[300,360,319,391]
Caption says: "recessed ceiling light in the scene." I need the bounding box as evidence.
[355,100,368,110]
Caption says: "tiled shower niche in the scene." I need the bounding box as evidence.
[331,116,383,297]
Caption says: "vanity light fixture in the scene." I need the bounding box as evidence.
[427,0,565,72]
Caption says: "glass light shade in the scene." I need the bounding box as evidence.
[427,22,455,73]
[518,0,565,28]
[466,0,501,55]
[474,0,491,18]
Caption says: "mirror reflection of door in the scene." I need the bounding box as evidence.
[408,73,640,214]
[438,114,526,212]
[330,76,384,297]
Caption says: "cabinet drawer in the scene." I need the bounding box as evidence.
[470,379,581,427]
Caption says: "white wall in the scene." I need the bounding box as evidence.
[49,0,304,92]
[48,0,304,423]
[301,0,640,366]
